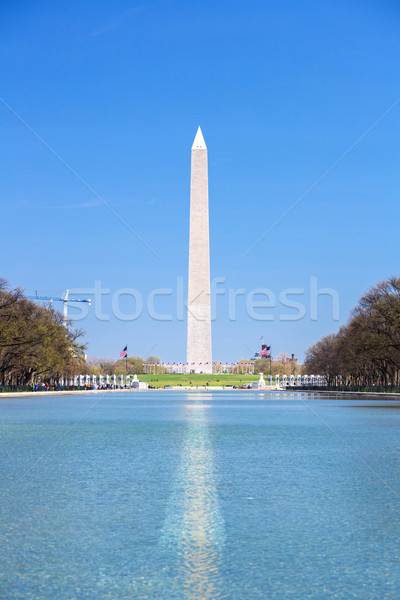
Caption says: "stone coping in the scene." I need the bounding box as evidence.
[0,386,282,398]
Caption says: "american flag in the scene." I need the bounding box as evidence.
[260,346,271,357]
[119,346,128,358]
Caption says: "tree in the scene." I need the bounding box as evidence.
[276,352,289,364]
[254,357,298,377]
[146,355,161,364]
[0,279,86,384]
[304,276,400,386]
[304,334,341,385]
[115,356,144,375]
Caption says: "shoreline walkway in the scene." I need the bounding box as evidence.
[1,388,400,399]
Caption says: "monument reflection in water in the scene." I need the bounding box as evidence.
[160,395,225,599]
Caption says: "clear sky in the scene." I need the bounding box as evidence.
[1,0,399,363]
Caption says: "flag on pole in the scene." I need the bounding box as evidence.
[260,346,271,357]
[119,346,128,358]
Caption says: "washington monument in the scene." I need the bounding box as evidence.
[186,127,212,374]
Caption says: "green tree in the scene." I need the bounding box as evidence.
[0,279,86,384]
[146,355,161,364]
[115,356,144,375]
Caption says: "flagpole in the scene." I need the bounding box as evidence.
[126,346,128,380]
[270,347,272,376]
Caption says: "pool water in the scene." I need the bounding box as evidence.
[0,391,400,599]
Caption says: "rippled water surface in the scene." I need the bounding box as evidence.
[1,391,400,599]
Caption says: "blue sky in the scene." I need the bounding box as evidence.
[1,0,399,362]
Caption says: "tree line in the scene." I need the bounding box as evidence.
[0,279,86,385]
[304,277,400,386]
[251,352,302,377]
[87,355,161,376]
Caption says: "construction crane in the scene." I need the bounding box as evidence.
[27,290,92,325]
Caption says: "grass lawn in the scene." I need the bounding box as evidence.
[139,373,260,388]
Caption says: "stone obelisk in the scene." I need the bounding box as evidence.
[186,127,212,374]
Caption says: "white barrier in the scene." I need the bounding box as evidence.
[60,373,327,389]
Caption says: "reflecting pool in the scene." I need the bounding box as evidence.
[0,391,400,599]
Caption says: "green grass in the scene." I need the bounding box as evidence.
[139,373,260,388]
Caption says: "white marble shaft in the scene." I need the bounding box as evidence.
[186,127,212,374]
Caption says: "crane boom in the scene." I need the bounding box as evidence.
[27,290,92,325]
[27,295,90,303]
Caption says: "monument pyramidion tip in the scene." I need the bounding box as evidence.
[192,126,207,150]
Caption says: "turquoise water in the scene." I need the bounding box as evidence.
[1,391,400,599]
